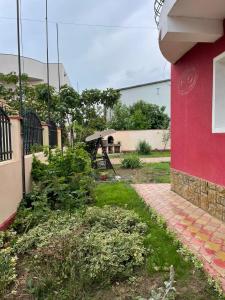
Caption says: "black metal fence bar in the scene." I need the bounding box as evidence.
[23,111,43,155]
[49,120,58,148]
[154,0,165,27]
[0,107,12,162]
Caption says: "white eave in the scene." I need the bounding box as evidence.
[158,0,225,63]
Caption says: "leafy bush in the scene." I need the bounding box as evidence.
[109,100,170,130]
[0,230,17,249]
[121,155,142,169]
[13,206,147,256]
[0,231,18,296]
[30,145,95,212]
[26,228,146,298]
[31,155,48,182]
[11,184,52,234]
[10,145,94,235]
[6,206,147,299]
[137,140,152,155]
[74,228,146,283]
[84,206,148,234]
[32,145,93,182]
[0,248,17,295]
[46,145,92,177]
[13,213,82,255]
[30,144,44,153]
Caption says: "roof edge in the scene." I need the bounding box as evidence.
[117,79,171,91]
[0,53,64,66]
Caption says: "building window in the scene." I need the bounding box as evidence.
[213,51,225,133]
[156,87,160,95]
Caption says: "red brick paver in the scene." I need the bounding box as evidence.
[133,183,225,292]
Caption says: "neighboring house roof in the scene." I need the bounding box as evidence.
[117,79,171,91]
[0,53,71,89]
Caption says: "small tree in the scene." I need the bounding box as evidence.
[108,100,170,130]
[101,88,120,121]
[59,87,120,144]
[0,73,120,144]
[0,73,61,123]
[129,100,170,129]
[108,102,131,130]
[162,126,171,150]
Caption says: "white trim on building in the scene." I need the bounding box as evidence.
[157,0,225,64]
[212,51,225,133]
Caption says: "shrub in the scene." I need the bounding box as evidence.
[121,154,142,169]
[13,212,82,255]
[0,231,18,296]
[46,145,92,178]
[32,145,93,182]
[0,214,82,297]
[26,227,146,299]
[12,185,52,234]
[31,155,48,182]
[74,228,146,283]
[137,140,152,155]
[0,230,17,249]
[10,144,95,239]
[30,145,95,212]
[84,206,148,234]
[0,248,17,296]
[30,144,44,154]
[9,206,147,299]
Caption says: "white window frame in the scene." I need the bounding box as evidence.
[212,51,225,133]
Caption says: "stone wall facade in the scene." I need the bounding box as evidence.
[171,169,225,222]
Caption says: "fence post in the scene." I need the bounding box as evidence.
[42,122,49,147]
[9,116,22,161]
[57,127,62,149]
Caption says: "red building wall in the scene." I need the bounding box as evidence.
[171,31,225,187]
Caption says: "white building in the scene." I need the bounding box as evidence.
[118,79,171,115]
[0,53,71,90]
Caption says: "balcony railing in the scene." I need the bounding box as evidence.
[154,0,165,27]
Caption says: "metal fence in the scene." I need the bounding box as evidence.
[0,106,12,161]
[154,0,165,27]
[23,111,43,155]
[49,120,58,148]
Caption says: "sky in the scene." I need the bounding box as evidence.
[0,0,170,90]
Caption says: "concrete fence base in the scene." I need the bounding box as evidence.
[0,116,61,228]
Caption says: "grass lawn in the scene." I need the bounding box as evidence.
[111,162,171,184]
[109,150,171,159]
[94,182,222,300]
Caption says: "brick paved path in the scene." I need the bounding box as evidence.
[133,184,225,292]
[111,156,170,165]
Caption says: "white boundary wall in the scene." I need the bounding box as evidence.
[106,130,170,152]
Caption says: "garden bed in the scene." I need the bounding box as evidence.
[105,162,171,184]
[94,182,224,300]
[109,150,171,159]
[0,147,223,300]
